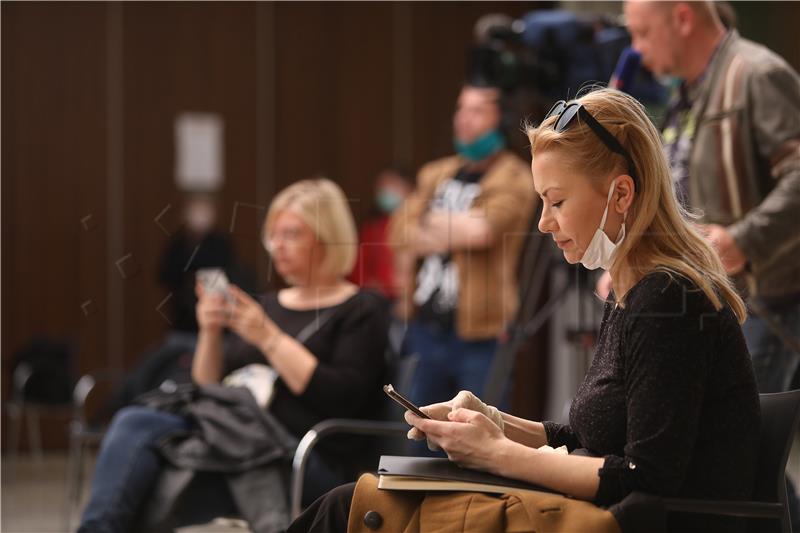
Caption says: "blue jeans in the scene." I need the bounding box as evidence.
[407,320,498,406]
[79,406,190,533]
[743,300,800,394]
[406,321,498,455]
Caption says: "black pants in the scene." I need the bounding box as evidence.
[287,482,356,533]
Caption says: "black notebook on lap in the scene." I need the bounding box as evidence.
[376,455,552,494]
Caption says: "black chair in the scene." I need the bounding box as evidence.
[6,337,76,473]
[613,389,800,533]
[64,334,199,529]
[289,352,419,518]
[63,372,125,531]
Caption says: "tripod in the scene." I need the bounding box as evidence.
[483,211,605,413]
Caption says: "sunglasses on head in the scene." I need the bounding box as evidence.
[545,100,639,191]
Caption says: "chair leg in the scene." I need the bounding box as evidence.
[75,441,87,508]
[5,402,22,481]
[26,408,44,465]
[63,430,84,531]
[781,512,791,533]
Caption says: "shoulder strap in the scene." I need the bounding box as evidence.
[294,306,339,345]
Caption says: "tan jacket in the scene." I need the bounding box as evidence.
[347,474,621,533]
[389,151,536,340]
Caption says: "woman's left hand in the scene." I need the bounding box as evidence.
[228,285,280,349]
[406,408,511,474]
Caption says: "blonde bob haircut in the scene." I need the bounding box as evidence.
[527,88,746,323]
[263,178,358,279]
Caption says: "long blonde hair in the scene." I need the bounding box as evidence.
[527,88,746,323]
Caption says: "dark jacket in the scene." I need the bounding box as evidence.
[136,384,297,533]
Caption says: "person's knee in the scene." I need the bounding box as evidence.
[106,406,169,441]
[109,405,149,429]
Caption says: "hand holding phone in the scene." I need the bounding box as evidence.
[195,268,233,332]
[196,268,230,297]
[384,384,431,419]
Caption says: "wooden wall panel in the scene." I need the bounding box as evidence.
[0,0,549,450]
[273,2,396,224]
[734,2,800,72]
[8,2,797,449]
[2,2,109,448]
[119,2,261,367]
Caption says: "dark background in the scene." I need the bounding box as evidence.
[3,1,799,449]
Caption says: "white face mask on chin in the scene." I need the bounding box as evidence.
[580,178,627,271]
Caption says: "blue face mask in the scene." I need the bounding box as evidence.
[657,74,682,91]
[454,129,505,161]
[376,189,403,214]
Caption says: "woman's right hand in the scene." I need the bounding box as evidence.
[195,282,230,334]
[406,391,504,451]
[406,401,452,451]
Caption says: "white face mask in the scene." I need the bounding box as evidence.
[186,201,215,234]
[580,179,626,271]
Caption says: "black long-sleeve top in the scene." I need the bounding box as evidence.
[223,290,389,446]
[544,272,760,532]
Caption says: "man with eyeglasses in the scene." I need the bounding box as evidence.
[389,83,535,450]
[623,0,800,527]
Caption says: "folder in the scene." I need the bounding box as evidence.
[376,455,553,494]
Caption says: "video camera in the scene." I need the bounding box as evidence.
[467,9,665,107]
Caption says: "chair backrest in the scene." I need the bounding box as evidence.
[753,390,800,504]
[12,336,75,405]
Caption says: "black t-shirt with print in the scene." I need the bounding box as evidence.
[414,168,484,330]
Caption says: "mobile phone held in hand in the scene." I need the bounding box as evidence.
[196,268,230,296]
[384,384,431,419]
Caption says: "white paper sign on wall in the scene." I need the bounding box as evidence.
[175,112,224,191]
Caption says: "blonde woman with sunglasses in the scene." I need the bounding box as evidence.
[288,89,760,533]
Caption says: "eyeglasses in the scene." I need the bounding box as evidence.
[266,227,307,247]
[545,100,639,191]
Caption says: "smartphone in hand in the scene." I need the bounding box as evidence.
[384,384,431,419]
[196,268,231,298]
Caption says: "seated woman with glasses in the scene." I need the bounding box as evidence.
[79,179,389,533]
[288,88,760,533]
